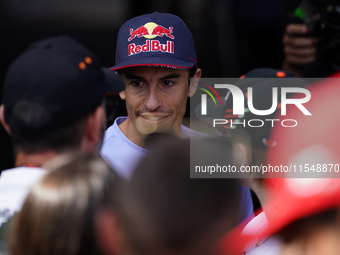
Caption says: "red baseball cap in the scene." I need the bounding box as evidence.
[218,178,340,255]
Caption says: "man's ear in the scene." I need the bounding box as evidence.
[0,105,11,135]
[119,91,126,100]
[189,68,202,97]
[81,105,106,154]
[95,209,122,255]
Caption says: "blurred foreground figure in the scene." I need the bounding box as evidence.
[0,36,124,254]
[218,73,340,255]
[9,154,122,255]
[0,36,124,226]
[98,136,242,255]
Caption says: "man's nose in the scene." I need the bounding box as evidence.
[145,88,162,111]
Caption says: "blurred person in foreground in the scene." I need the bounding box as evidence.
[97,136,241,255]
[217,73,340,255]
[220,178,340,255]
[0,36,124,240]
[9,153,122,255]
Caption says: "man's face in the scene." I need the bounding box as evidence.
[119,66,200,141]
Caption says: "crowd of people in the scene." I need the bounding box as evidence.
[1,5,340,255]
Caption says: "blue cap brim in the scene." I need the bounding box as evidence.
[110,56,195,71]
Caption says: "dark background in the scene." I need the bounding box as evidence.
[0,0,289,171]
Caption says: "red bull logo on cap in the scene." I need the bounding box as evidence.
[128,22,175,56]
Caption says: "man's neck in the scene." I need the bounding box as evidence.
[15,150,58,168]
[119,119,145,147]
[118,117,183,148]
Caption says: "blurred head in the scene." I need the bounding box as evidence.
[9,153,122,255]
[0,36,124,155]
[115,137,240,255]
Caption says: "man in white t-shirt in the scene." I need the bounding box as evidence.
[0,36,124,228]
[100,12,254,220]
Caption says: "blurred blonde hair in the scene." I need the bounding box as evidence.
[10,153,120,255]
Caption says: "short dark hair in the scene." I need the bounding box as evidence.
[8,100,87,154]
[189,66,198,78]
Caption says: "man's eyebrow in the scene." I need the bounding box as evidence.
[160,73,181,80]
[124,73,144,80]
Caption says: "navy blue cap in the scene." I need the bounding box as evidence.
[111,12,197,71]
[3,36,125,133]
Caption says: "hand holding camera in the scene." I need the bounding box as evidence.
[282,0,340,77]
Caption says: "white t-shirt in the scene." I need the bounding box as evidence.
[0,167,45,227]
[100,116,205,179]
[100,117,254,221]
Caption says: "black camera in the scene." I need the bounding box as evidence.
[292,0,340,76]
